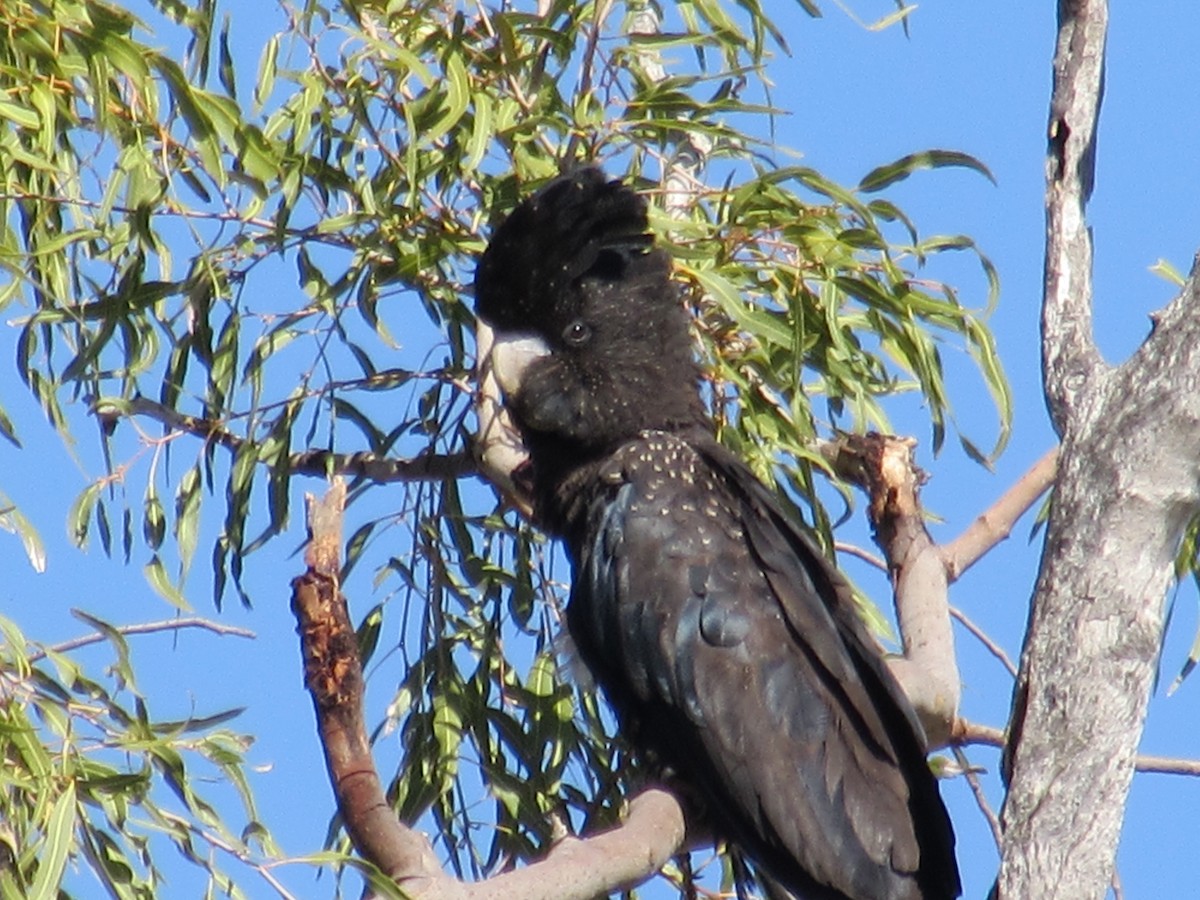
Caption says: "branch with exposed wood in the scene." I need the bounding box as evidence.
[291,479,686,899]
[821,434,1058,748]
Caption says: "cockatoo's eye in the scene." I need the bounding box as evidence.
[562,319,593,347]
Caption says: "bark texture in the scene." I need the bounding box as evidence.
[997,1,1200,896]
[824,433,961,748]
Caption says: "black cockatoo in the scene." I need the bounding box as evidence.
[474,168,960,900]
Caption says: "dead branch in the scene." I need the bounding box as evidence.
[1039,2,1109,433]
[824,435,1064,749]
[823,433,959,746]
[292,480,687,899]
[941,447,1059,581]
[291,480,445,891]
[126,396,474,483]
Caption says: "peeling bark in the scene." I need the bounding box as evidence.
[824,433,960,747]
[292,481,447,891]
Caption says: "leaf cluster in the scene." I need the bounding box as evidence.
[0,611,268,898]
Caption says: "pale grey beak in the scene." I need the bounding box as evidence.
[489,332,551,397]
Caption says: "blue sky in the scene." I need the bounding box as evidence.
[2,2,1199,897]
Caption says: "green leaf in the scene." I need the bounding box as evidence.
[175,465,203,578]
[144,556,191,610]
[426,51,471,143]
[68,483,104,549]
[356,604,384,667]
[858,150,997,193]
[1149,258,1187,287]
[143,487,166,551]
[29,782,76,899]
[0,100,40,129]
[0,495,47,572]
[255,35,279,110]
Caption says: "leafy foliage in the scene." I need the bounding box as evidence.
[0,611,269,897]
[0,0,1024,895]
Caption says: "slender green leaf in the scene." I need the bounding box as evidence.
[859,150,996,193]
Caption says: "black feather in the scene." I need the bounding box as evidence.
[475,168,961,900]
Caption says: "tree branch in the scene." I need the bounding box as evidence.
[951,744,1003,850]
[834,540,887,572]
[126,396,474,483]
[292,480,446,892]
[953,720,1200,777]
[292,480,687,899]
[825,436,1061,749]
[941,447,1059,581]
[999,3,1200,897]
[823,433,959,746]
[1040,0,1109,432]
[949,606,1017,678]
[27,613,255,664]
[462,789,686,900]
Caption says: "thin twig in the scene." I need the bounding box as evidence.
[159,808,302,900]
[28,614,255,663]
[950,606,1017,677]
[952,744,1003,849]
[834,540,887,572]
[1132,754,1200,777]
[953,720,1200,776]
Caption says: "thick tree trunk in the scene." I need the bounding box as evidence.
[996,1,1200,896]
[998,389,1198,898]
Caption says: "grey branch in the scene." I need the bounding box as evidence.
[459,789,686,900]
[823,433,959,746]
[834,540,887,572]
[954,722,1200,778]
[1040,0,1109,432]
[28,613,255,663]
[941,447,1059,581]
[823,435,1054,750]
[949,606,1017,678]
[951,744,1003,850]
